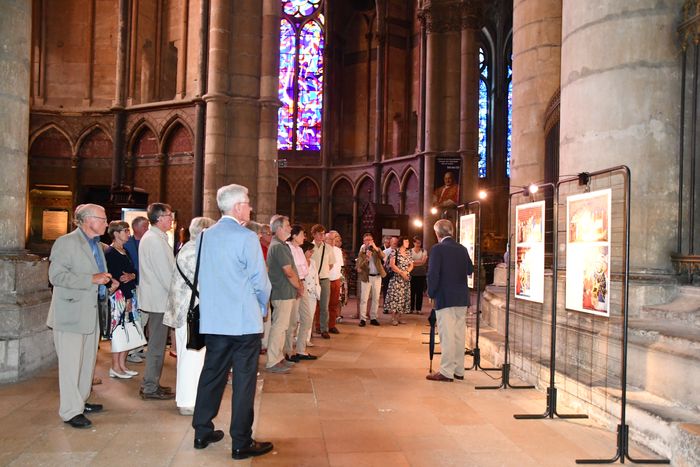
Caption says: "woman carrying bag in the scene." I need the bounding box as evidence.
[105,221,139,379]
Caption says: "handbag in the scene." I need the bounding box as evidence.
[181,234,206,350]
[111,311,147,352]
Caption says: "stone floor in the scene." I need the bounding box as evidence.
[0,300,665,466]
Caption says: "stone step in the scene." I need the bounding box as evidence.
[639,286,700,325]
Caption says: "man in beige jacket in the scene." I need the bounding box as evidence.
[47,204,118,428]
[138,202,176,400]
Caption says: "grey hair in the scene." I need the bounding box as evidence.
[131,216,148,229]
[189,217,216,237]
[75,204,103,225]
[243,220,262,234]
[217,184,249,213]
[433,219,454,238]
[270,214,289,234]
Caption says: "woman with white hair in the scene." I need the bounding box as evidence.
[164,216,216,415]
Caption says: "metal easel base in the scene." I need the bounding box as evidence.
[475,363,536,390]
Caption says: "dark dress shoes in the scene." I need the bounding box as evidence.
[454,374,464,380]
[426,371,453,382]
[295,353,318,360]
[232,440,273,460]
[194,429,224,449]
[321,332,330,339]
[84,403,103,413]
[285,354,300,363]
[359,320,366,327]
[370,319,380,326]
[64,414,92,429]
[328,327,340,334]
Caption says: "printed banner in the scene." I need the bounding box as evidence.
[515,201,545,303]
[565,189,611,317]
[459,213,476,289]
[434,157,461,207]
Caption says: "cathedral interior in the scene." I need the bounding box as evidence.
[1,0,699,464]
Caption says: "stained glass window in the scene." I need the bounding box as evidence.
[506,52,512,178]
[478,48,489,178]
[278,0,325,151]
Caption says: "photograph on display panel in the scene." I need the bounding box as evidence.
[515,201,545,303]
[459,214,476,289]
[565,189,611,317]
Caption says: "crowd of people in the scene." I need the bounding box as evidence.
[45,183,473,461]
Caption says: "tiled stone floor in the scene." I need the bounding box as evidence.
[0,301,663,466]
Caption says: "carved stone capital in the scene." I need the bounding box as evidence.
[420,0,481,33]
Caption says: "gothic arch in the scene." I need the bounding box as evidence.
[127,120,160,154]
[400,166,418,192]
[329,175,354,195]
[75,124,112,152]
[276,176,293,219]
[383,171,401,214]
[161,116,193,152]
[381,169,400,197]
[354,174,374,199]
[402,168,420,217]
[29,124,75,156]
[293,177,320,225]
[162,120,194,234]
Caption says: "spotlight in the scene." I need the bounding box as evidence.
[430,207,438,215]
[413,218,423,228]
[528,183,539,194]
[478,190,487,200]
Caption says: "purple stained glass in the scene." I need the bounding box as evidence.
[278,19,296,150]
[478,48,488,178]
[506,74,512,178]
[295,19,324,150]
[283,0,321,18]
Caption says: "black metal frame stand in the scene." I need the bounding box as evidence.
[514,181,587,420]
[457,200,499,372]
[574,167,669,464]
[476,190,535,391]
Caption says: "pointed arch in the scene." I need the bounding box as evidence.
[294,176,320,225]
[29,124,74,157]
[329,175,354,195]
[383,171,401,214]
[128,120,160,155]
[162,119,194,234]
[77,126,112,159]
[402,168,420,216]
[161,116,194,154]
[381,169,400,197]
[276,176,293,218]
[75,124,112,152]
[400,166,418,192]
[354,174,374,199]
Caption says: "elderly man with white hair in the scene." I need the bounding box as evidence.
[164,216,216,416]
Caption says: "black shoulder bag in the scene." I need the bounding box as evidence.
[178,234,206,350]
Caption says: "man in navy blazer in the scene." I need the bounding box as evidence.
[426,219,473,382]
[191,184,274,460]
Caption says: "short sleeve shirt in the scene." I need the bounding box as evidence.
[267,237,298,300]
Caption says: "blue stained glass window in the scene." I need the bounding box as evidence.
[506,61,512,178]
[478,48,489,178]
[278,1,324,151]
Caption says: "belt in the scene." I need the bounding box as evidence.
[369,273,380,276]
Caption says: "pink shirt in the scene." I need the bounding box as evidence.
[287,241,308,280]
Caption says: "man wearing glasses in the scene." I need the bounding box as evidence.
[138,203,176,400]
[47,204,119,428]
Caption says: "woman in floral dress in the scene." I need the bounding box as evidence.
[385,236,413,325]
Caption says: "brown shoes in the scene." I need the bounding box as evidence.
[426,372,453,382]
[140,387,175,400]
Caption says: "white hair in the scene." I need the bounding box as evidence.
[75,204,103,225]
[217,184,248,213]
[270,214,289,234]
[433,219,453,238]
[189,217,216,237]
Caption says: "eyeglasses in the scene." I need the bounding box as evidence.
[160,213,173,219]
[88,216,108,222]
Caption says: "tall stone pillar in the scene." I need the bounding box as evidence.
[560,0,683,284]
[459,3,481,204]
[203,0,232,218]
[420,0,464,246]
[0,0,53,382]
[256,0,280,223]
[510,0,561,188]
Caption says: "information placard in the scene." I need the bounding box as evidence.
[565,189,611,317]
[42,210,68,241]
[515,201,545,303]
[459,213,476,288]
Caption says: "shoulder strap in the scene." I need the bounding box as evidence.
[317,243,325,274]
[186,234,204,306]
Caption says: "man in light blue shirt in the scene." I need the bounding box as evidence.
[191,184,274,461]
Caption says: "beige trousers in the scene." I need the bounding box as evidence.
[435,306,468,378]
[266,298,295,368]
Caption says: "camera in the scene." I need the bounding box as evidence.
[366,245,375,252]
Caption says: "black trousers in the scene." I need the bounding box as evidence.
[192,333,261,449]
[410,275,426,312]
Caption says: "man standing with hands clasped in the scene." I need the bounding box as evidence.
[426,219,473,382]
[47,204,119,428]
[192,184,274,460]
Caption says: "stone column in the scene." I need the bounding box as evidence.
[560,0,683,282]
[459,3,481,204]
[420,0,463,246]
[256,0,280,223]
[0,0,53,383]
[510,0,561,189]
[202,0,231,218]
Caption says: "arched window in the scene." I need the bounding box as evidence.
[506,47,513,178]
[478,47,489,179]
[278,0,325,153]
